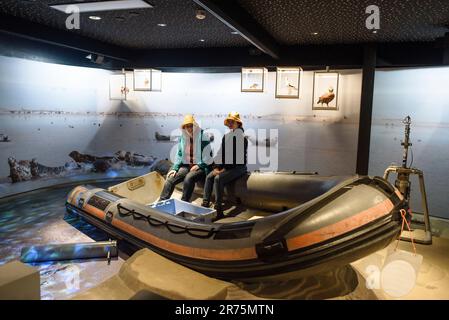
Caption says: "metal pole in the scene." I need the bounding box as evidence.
[401,116,412,168]
[418,172,432,237]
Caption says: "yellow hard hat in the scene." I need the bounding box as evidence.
[224,111,243,126]
[181,114,197,129]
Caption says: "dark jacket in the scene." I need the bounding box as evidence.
[215,127,248,170]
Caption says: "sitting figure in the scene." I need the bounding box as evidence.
[202,112,248,219]
[159,115,211,202]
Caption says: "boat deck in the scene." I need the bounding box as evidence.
[170,189,275,223]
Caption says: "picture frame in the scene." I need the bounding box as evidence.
[312,72,339,110]
[133,69,152,91]
[109,73,128,100]
[151,69,162,92]
[241,67,266,92]
[275,67,301,99]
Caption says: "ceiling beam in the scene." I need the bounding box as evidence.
[193,0,281,59]
[0,32,123,70]
[0,14,132,62]
[0,27,444,71]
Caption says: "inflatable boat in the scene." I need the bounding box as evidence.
[66,171,406,281]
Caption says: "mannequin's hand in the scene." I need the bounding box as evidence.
[167,170,177,178]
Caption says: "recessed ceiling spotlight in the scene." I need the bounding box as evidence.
[199,39,205,42]
[372,30,378,34]
[231,31,239,35]
[157,23,167,27]
[311,32,318,35]
[89,16,102,20]
[196,9,206,20]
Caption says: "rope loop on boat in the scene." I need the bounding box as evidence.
[396,208,417,255]
[116,203,216,239]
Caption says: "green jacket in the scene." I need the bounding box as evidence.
[171,129,212,175]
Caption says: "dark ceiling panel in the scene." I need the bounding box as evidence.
[0,0,447,69]
[0,0,249,49]
[193,0,280,58]
[237,0,449,45]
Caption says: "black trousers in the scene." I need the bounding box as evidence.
[159,165,205,202]
[203,165,247,209]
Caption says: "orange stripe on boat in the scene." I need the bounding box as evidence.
[111,219,258,261]
[84,204,106,220]
[286,198,394,251]
[80,196,394,261]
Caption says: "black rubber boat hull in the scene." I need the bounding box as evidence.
[66,173,406,281]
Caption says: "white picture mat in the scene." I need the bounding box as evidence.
[276,68,300,98]
[313,72,339,109]
[109,74,127,100]
[151,69,162,91]
[241,68,264,92]
[134,69,152,91]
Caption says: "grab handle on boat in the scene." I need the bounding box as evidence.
[371,176,396,196]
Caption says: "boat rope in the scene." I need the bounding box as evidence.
[396,208,417,255]
[115,203,217,239]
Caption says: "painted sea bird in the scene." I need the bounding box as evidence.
[317,87,335,107]
[250,83,259,89]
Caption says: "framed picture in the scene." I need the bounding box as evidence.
[109,73,128,100]
[151,69,162,92]
[133,69,152,91]
[275,67,301,98]
[312,72,339,110]
[241,67,265,92]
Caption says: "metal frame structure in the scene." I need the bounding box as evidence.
[383,116,432,245]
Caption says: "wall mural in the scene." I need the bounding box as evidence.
[369,68,449,219]
[0,55,362,201]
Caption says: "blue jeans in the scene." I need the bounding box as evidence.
[159,165,205,202]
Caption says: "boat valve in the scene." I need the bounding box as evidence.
[256,239,288,261]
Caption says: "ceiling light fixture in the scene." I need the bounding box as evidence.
[50,0,153,13]
[196,9,206,20]
[231,31,239,35]
[85,53,105,64]
[199,39,205,42]
[89,16,102,20]
[311,32,318,35]
[157,23,167,27]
